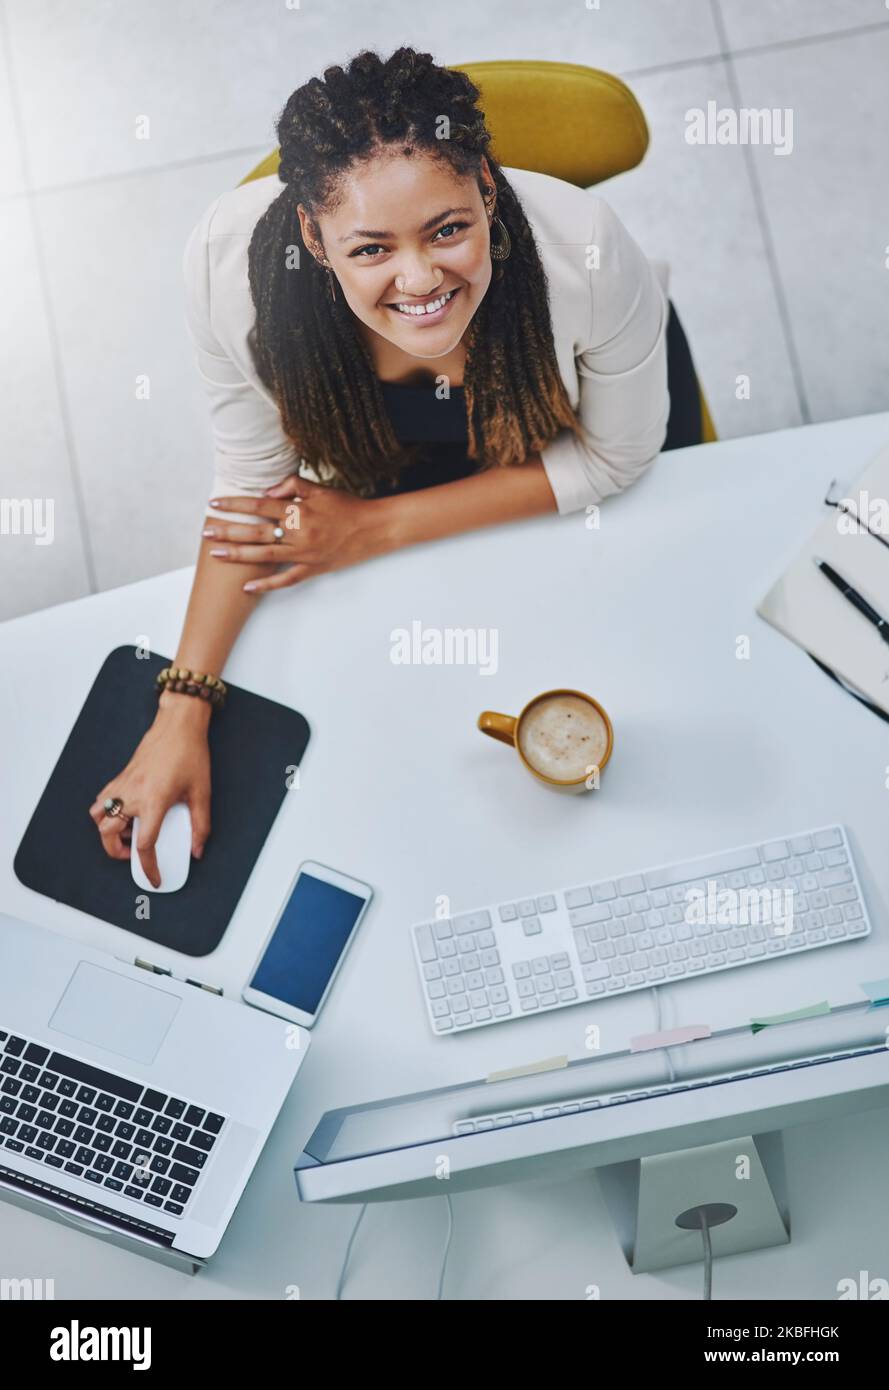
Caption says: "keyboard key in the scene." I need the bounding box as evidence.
[818,867,852,888]
[644,849,759,890]
[454,911,492,932]
[142,1090,168,1112]
[570,904,611,927]
[414,925,437,962]
[814,828,842,850]
[565,887,592,909]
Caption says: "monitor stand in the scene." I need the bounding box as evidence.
[597,1132,790,1274]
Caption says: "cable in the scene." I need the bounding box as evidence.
[700,1209,713,1301]
[335,1203,367,1300]
[336,1196,455,1300]
[651,985,677,1082]
[437,1195,454,1300]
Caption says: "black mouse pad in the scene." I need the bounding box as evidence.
[13,646,310,957]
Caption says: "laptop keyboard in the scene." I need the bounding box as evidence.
[0,1029,226,1220]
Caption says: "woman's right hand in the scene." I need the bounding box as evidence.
[89,694,212,888]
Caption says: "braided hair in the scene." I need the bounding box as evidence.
[247,46,586,497]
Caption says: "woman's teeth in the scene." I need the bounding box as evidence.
[393,289,456,316]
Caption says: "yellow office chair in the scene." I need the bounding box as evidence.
[241,60,716,443]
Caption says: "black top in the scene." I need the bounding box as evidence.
[373,380,479,496]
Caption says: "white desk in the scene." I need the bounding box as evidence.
[2,413,888,1300]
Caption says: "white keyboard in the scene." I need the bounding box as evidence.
[410,825,872,1035]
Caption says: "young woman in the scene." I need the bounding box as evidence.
[90,46,701,884]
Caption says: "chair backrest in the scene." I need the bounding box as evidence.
[240,60,649,188]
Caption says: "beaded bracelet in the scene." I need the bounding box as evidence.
[155,666,227,710]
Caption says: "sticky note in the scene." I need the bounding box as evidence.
[631,1024,712,1053]
[860,979,889,1008]
[486,1055,568,1083]
[751,1002,831,1034]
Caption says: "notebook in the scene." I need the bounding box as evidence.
[13,647,311,957]
[757,441,889,717]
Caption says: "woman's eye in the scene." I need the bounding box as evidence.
[433,221,468,241]
[352,243,386,258]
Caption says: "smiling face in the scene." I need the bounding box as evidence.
[297,149,495,368]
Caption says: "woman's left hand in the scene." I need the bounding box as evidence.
[203,475,395,592]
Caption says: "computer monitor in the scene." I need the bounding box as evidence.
[294,1003,889,1206]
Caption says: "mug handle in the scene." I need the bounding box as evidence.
[477,711,517,746]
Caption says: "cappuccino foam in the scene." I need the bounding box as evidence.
[518,695,608,782]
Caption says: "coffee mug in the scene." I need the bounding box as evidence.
[477,688,613,794]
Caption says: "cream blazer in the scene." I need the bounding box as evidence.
[182,166,670,521]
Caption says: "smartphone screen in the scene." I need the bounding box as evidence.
[249,871,368,1015]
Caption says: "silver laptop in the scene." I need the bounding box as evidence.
[0,912,309,1271]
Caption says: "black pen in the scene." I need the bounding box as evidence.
[813,556,889,646]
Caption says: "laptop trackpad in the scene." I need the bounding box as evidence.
[49,962,181,1065]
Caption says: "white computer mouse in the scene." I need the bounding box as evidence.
[130,803,193,893]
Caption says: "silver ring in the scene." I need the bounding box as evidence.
[272,525,285,543]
